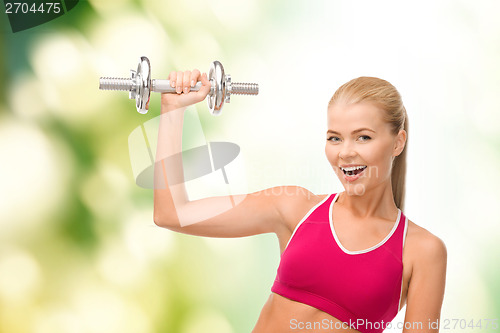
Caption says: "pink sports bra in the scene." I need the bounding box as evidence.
[271,192,408,333]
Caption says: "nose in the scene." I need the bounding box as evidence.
[338,141,357,160]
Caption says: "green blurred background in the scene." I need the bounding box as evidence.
[1,0,499,332]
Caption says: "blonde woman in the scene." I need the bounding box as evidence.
[153,70,447,333]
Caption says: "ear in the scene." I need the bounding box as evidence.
[393,129,407,157]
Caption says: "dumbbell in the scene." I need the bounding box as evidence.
[99,56,259,116]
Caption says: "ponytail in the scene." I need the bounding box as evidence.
[391,107,408,211]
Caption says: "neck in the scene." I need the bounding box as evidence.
[337,182,398,220]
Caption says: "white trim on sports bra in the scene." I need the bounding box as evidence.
[282,193,334,254]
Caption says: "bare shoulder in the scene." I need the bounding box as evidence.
[403,220,447,320]
[406,219,447,265]
[271,185,328,233]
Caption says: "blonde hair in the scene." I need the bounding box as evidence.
[328,77,409,211]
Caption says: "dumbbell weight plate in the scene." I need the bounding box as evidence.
[135,57,152,114]
[207,61,226,116]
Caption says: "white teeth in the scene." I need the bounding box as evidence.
[341,165,366,172]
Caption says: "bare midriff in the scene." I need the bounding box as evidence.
[252,292,361,333]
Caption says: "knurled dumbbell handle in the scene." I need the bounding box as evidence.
[152,80,203,93]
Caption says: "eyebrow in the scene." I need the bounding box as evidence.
[327,128,376,135]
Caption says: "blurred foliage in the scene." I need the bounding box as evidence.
[0,1,284,332]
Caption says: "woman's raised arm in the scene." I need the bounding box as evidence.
[152,69,303,238]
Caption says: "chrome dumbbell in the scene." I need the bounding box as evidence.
[99,56,259,116]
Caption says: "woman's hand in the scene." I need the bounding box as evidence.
[160,69,211,113]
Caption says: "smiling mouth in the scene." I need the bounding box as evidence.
[340,165,367,176]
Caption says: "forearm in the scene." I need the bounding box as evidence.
[153,69,212,227]
[153,105,188,225]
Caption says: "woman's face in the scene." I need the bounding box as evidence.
[325,102,406,196]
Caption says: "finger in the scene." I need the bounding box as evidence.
[176,71,183,94]
[183,70,191,94]
[169,71,177,88]
[201,72,210,88]
[190,69,201,88]
[196,72,211,98]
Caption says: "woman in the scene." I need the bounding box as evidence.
[153,70,447,333]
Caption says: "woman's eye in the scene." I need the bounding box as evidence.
[327,136,340,142]
[359,135,371,141]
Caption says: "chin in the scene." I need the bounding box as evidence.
[341,183,368,196]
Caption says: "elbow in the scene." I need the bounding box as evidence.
[153,207,167,228]
[153,214,166,228]
[153,211,180,229]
